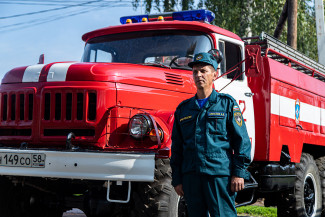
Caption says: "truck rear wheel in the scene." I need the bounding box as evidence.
[315,156,325,216]
[132,158,187,217]
[277,153,322,217]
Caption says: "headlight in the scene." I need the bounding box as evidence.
[129,114,152,139]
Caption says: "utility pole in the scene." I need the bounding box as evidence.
[274,0,288,39]
[315,0,325,65]
[287,0,297,49]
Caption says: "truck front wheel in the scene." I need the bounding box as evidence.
[132,159,187,217]
[277,153,322,217]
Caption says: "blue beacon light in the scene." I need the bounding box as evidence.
[120,9,215,24]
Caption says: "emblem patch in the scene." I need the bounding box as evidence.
[196,54,203,60]
[295,99,300,124]
[180,115,192,122]
[233,105,240,111]
[234,112,242,127]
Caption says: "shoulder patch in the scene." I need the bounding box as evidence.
[233,105,240,111]
[234,112,242,127]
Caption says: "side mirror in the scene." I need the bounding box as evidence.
[208,49,223,63]
[38,54,44,64]
[245,45,262,77]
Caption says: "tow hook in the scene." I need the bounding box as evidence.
[20,142,28,149]
[66,132,78,150]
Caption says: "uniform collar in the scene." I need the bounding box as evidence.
[204,89,218,109]
[190,89,218,110]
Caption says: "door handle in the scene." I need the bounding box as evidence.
[244,92,254,97]
[296,124,303,131]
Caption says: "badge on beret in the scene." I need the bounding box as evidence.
[196,54,203,60]
[234,112,242,127]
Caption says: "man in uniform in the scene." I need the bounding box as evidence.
[170,52,251,217]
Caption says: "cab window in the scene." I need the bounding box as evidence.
[218,40,243,80]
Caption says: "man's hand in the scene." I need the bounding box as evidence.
[174,184,184,196]
[231,176,244,192]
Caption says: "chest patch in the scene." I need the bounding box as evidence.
[180,115,192,122]
[234,112,242,127]
[208,112,225,118]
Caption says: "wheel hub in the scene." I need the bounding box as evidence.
[304,174,316,217]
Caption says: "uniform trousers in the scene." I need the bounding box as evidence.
[182,173,237,217]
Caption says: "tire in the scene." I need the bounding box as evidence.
[132,158,187,217]
[277,153,322,217]
[316,156,325,216]
[0,177,31,217]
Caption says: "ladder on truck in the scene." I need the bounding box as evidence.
[242,32,325,82]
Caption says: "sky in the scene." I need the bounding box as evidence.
[0,0,149,80]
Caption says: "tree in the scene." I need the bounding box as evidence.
[133,0,319,61]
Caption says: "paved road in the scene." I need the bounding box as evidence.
[63,209,86,217]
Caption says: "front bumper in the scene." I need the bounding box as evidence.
[0,149,155,182]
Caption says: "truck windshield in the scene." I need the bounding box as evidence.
[82,30,212,69]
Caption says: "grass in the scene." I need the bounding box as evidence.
[236,206,277,217]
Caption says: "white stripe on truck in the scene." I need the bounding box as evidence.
[271,93,323,126]
[22,64,45,82]
[47,63,75,82]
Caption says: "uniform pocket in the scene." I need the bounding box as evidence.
[204,151,231,175]
[180,118,195,142]
[207,113,227,135]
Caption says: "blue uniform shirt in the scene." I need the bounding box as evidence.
[197,97,210,108]
[170,89,251,187]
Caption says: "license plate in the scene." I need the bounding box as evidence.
[0,152,46,168]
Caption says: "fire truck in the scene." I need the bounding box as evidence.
[0,9,324,217]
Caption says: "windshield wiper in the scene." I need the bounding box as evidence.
[141,62,171,69]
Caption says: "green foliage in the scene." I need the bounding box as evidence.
[297,0,318,60]
[236,206,277,217]
[133,0,320,62]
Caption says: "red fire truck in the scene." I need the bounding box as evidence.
[0,9,324,217]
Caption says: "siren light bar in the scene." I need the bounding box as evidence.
[120,9,215,24]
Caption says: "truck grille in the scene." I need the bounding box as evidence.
[43,91,97,121]
[2,92,34,122]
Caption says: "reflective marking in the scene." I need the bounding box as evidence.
[47,63,74,82]
[271,93,323,126]
[22,64,45,82]
[321,106,325,127]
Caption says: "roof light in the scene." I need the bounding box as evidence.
[173,10,215,23]
[126,19,132,24]
[120,15,149,25]
[142,17,148,22]
[120,9,215,24]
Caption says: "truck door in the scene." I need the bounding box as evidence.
[213,35,255,160]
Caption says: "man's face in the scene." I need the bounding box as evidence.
[192,63,217,90]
